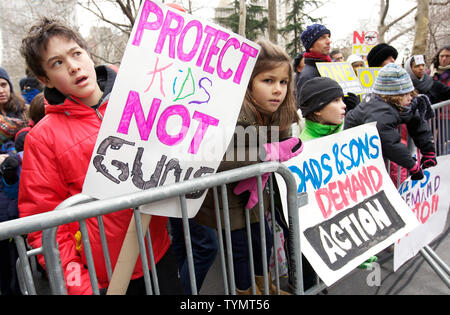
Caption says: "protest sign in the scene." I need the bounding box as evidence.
[357,67,381,96]
[82,0,259,218]
[316,62,364,95]
[394,155,450,271]
[276,123,419,286]
[352,31,377,55]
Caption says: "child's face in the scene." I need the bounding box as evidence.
[39,35,102,107]
[399,93,412,107]
[411,61,425,79]
[251,63,289,116]
[0,78,11,106]
[315,96,346,125]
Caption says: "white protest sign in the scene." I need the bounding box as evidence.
[276,123,419,286]
[394,155,450,271]
[82,0,260,217]
[316,62,364,95]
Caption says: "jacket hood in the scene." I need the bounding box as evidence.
[44,65,117,106]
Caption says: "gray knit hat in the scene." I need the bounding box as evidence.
[372,63,414,95]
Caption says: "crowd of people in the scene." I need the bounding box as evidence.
[0,10,449,296]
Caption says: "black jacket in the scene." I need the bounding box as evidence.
[344,94,435,169]
[420,80,450,104]
[296,58,321,108]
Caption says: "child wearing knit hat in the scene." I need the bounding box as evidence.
[298,77,346,141]
[344,63,437,181]
[0,67,27,145]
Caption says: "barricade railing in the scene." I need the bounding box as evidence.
[386,99,450,288]
[430,99,450,157]
[0,161,318,295]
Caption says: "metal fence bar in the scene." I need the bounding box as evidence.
[2,162,303,295]
[268,175,281,295]
[423,245,450,276]
[220,183,236,294]
[145,229,159,295]
[180,195,197,295]
[78,219,100,295]
[97,216,112,281]
[419,247,450,289]
[244,207,256,294]
[257,175,269,295]
[212,187,229,295]
[14,235,36,295]
[133,209,153,295]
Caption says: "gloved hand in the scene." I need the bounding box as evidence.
[409,162,424,181]
[343,92,360,112]
[261,137,303,162]
[233,173,270,209]
[0,156,20,185]
[420,151,437,169]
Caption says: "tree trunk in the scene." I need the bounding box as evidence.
[239,0,246,37]
[268,0,278,44]
[412,0,429,55]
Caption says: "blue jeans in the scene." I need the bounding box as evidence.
[169,218,218,294]
[230,219,273,291]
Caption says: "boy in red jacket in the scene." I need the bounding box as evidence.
[19,17,183,295]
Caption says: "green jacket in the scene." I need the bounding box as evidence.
[299,119,343,141]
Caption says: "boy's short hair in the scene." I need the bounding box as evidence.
[20,17,88,79]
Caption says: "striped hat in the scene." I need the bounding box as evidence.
[372,63,414,95]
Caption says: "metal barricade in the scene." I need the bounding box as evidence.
[430,100,450,157]
[0,161,320,295]
[385,99,450,288]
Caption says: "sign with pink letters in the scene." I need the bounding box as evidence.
[82,0,259,217]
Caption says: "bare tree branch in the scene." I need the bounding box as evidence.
[387,26,414,44]
[383,6,416,31]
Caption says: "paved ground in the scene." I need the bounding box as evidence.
[29,214,449,295]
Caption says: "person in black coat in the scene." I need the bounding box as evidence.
[404,55,450,104]
[345,64,437,180]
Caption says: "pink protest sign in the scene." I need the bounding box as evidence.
[82,0,259,217]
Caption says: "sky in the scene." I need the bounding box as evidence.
[76,0,418,60]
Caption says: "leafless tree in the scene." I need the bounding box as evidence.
[239,0,247,36]
[377,0,417,44]
[267,0,277,44]
[412,0,429,55]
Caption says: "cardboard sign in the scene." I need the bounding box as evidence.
[394,155,450,271]
[352,31,378,56]
[276,123,419,286]
[357,67,381,96]
[316,62,364,95]
[82,0,260,217]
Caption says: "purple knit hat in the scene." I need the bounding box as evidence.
[300,24,331,52]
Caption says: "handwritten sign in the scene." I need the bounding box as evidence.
[316,62,364,95]
[276,123,419,286]
[352,31,378,56]
[357,67,381,96]
[82,0,259,217]
[394,155,450,271]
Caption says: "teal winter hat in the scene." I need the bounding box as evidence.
[372,63,414,95]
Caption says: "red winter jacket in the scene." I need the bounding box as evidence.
[18,66,170,295]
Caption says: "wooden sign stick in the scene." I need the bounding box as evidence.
[107,213,152,295]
